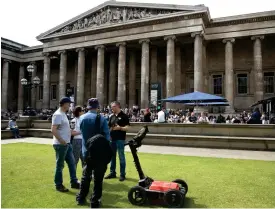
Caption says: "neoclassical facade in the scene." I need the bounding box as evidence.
[1,0,275,113]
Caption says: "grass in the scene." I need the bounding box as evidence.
[1,143,275,208]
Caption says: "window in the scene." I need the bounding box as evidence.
[264,72,274,94]
[51,84,57,100]
[38,86,43,100]
[237,74,248,94]
[213,75,223,95]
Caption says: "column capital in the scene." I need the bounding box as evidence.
[139,39,150,44]
[191,31,204,38]
[164,35,176,41]
[116,42,126,47]
[76,47,85,53]
[3,59,11,63]
[251,35,264,41]
[58,50,67,55]
[19,62,25,67]
[222,38,235,44]
[95,45,105,50]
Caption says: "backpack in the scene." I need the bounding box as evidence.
[85,114,113,166]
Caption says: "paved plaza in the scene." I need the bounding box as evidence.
[2,137,275,161]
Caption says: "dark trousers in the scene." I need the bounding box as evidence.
[10,128,19,137]
[77,163,107,207]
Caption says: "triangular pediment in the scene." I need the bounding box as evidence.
[37,1,207,41]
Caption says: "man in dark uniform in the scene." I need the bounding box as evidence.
[76,98,111,208]
[105,101,130,181]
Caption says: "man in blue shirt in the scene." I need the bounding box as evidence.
[77,98,111,208]
[79,98,110,158]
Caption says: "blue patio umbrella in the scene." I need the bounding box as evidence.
[161,91,228,104]
[184,102,229,106]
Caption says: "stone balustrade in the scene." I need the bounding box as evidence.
[2,120,275,150]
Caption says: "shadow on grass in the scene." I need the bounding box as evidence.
[185,197,207,208]
[63,180,207,208]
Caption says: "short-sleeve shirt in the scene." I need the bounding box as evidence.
[52,108,71,145]
[108,111,130,141]
[71,117,83,140]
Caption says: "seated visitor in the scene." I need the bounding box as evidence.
[188,112,197,123]
[157,107,166,123]
[198,112,209,123]
[8,117,21,138]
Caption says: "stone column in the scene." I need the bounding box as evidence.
[150,46,158,84]
[43,53,51,109]
[129,51,136,108]
[191,32,204,92]
[164,35,176,110]
[175,46,182,108]
[58,50,67,100]
[202,43,209,93]
[251,36,264,103]
[223,38,235,113]
[30,62,37,109]
[17,63,25,113]
[95,45,105,106]
[1,59,10,111]
[116,42,127,108]
[175,46,182,95]
[76,48,85,105]
[139,39,150,109]
[91,55,97,98]
[109,52,117,103]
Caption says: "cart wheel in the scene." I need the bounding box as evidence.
[128,186,147,206]
[172,179,188,194]
[164,189,184,208]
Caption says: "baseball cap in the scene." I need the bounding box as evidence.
[87,98,99,109]
[59,97,73,105]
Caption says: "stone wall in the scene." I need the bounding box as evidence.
[27,120,275,137]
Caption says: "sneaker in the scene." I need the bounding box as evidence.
[56,185,69,192]
[119,176,126,182]
[104,173,116,179]
[71,181,80,189]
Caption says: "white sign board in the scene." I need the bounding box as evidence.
[150,90,158,106]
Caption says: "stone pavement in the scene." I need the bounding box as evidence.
[2,137,275,161]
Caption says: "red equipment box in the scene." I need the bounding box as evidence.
[149,181,180,192]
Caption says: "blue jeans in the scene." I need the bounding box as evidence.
[53,144,78,187]
[10,128,19,137]
[110,140,126,177]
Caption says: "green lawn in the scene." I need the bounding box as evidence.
[1,143,275,208]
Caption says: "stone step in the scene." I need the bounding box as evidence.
[1,129,275,151]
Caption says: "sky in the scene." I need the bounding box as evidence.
[1,0,274,46]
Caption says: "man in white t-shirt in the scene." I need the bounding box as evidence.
[51,97,80,192]
[157,107,166,123]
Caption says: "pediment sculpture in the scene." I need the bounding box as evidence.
[59,7,181,33]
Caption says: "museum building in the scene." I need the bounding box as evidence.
[1,0,275,113]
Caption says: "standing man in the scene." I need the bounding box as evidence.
[105,101,130,181]
[76,98,111,208]
[51,97,80,192]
